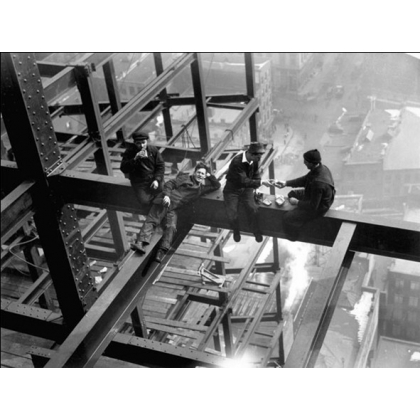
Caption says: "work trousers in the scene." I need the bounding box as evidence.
[283,189,326,241]
[137,203,178,251]
[223,188,261,235]
[131,182,161,207]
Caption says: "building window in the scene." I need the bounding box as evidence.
[395,279,405,288]
[408,311,417,323]
[410,282,420,291]
[408,296,419,307]
[394,294,403,305]
[393,308,403,320]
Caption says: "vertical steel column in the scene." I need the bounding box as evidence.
[222,308,234,357]
[103,60,126,143]
[74,64,128,258]
[23,243,54,309]
[153,53,173,141]
[130,302,148,338]
[1,53,97,328]
[244,53,258,143]
[190,53,211,156]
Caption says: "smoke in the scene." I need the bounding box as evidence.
[282,241,312,312]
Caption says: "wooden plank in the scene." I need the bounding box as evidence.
[144,316,208,332]
[174,249,231,263]
[146,322,202,340]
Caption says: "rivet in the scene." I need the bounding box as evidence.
[17,72,21,76]
[45,157,49,161]
[23,89,26,93]
[36,90,40,93]
[53,151,56,155]
[31,122,35,126]
[12,55,16,58]
[37,79,41,83]
[54,141,57,145]
[28,95,32,99]
[41,142,44,146]
[37,127,40,131]
[40,153,44,156]
[32,112,36,115]
[19,61,22,65]
[41,96,45,99]
[23,79,27,82]
[32,73,36,77]
[44,121,48,125]
[41,105,44,109]
[50,126,53,130]
[27,56,31,59]
[36,137,39,141]
[27,106,31,109]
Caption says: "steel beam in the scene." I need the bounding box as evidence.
[41,168,420,262]
[167,94,250,107]
[41,53,115,104]
[284,222,357,368]
[244,53,258,143]
[1,181,35,245]
[190,53,211,155]
[1,53,97,328]
[153,53,173,140]
[203,98,259,163]
[74,64,128,257]
[103,53,195,139]
[44,219,192,368]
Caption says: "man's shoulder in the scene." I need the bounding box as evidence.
[147,145,161,154]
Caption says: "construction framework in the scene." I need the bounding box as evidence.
[1,53,419,368]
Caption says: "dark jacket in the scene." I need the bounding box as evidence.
[120,143,165,186]
[224,152,261,192]
[161,172,221,210]
[287,164,335,212]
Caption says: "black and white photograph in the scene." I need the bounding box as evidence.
[1,7,419,417]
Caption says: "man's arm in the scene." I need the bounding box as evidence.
[153,148,165,184]
[231,160,262,188]
[120,145,138,174]
[201,174,221,195]
[297,182,323,211]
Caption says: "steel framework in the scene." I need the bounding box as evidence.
[1,52,419,368]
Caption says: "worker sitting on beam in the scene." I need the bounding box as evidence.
[132,162,221,263]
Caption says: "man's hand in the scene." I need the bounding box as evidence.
[261,179,272,188]
[289,197,299,205]
[274,180,287,188]
[150,180,159,190]
[163,196,171,207]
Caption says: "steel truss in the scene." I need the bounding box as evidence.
[1,52,420,368]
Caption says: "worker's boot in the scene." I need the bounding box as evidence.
[130,241,146,254]
[155,249,165,263]
[233,230,241,242]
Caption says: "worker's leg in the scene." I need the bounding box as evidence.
[159,209,178,252]
[137,204,168,245]
[223,190,241,232]
[240,188,262,236]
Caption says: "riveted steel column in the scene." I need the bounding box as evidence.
[153,53,173,141]
[244,53,258,143]
[74,64,128,258]
[1,53,97,328]
[103,60,126,143]
[190,53,211,156]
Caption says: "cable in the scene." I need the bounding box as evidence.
[7,248,50,273]
[6,235,50,273]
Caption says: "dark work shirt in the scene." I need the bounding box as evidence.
[287,164,335,212]
[224,152,261,192]
[120,143,165,186]
[161,172,221,210]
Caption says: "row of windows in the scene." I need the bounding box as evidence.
[394,294,419,307]
[393,308,419,323]
[395,279,420,290]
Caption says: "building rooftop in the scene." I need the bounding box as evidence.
[346,108,393,164]
[389,259,420,277]
[373,336,420,368]
[383,107,420,171]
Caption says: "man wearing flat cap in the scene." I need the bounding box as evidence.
[120,131,165,249]
[223,142,272,243]
[275,149,335,241]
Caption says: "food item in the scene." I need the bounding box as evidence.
[262,198,272,206]
[275,195,285,206]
